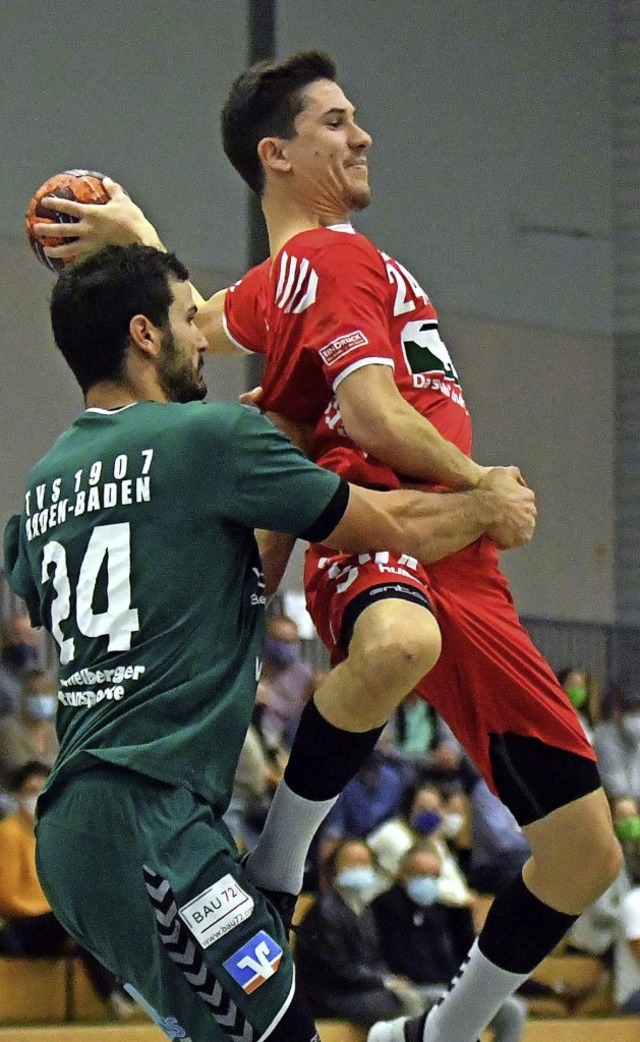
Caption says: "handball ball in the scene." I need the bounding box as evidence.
[25,169,110,271]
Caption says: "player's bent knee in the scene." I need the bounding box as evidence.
[350,605,441,692]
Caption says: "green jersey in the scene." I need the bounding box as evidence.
[3,401,344,813]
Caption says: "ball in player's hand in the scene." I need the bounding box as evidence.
[25,169,110,271]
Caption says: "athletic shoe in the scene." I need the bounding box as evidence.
[239,853,298,934]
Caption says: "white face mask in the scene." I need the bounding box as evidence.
[442,812,465,839]
[19,795,39,818]
[621,715,640,743]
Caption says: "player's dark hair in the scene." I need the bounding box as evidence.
[50,244,190,393]
[221,50,337,196]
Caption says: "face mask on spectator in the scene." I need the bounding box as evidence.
[411,809,442,836]
[19,795,39,818]
[264,639,301,670]
[26,693,57,721]
[334,866,376,892]
[615,816,640,842]
[4,643,39,670]
[442,812,464,840]
[406,875,440,907]
[620,715,640,743]
[565,683,588,710]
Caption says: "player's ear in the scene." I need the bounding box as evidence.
[258,137,292,176]
[129,314,160,357]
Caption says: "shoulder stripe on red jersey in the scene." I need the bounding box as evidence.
[333,357,395,392]
[275,252,318,314]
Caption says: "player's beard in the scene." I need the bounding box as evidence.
[157,328,207,404]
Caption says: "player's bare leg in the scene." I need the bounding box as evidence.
[244,598,441,904]
[522,786,621,912]
[369,787,621,1042]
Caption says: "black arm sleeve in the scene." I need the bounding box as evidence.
[299,479,350,543]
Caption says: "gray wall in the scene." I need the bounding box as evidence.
[0,0,616,623]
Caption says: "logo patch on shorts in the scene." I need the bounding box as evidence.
[223,930,282,993]
[178,874,254,949]
[319,330,368,367]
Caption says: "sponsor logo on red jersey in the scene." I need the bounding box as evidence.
[319,330,369,367]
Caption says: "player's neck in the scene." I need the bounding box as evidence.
[84,379,167,410]
[262,192,350,258]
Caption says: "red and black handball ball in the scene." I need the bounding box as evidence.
[25,169,110,271]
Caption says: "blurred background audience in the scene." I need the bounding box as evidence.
[370,843,527,1042]
[0,614,43,719]
[0,761,135,1021]
[295,838,424,1027]
[594,667,640,804]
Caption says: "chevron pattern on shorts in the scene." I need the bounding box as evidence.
[142,864,255,1042]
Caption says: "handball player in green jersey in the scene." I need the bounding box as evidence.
[3,244,536,1042]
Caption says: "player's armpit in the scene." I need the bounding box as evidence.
[264,412,316,456]
[322,480,536,564]
[196,289,244,355]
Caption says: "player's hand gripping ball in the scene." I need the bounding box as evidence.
[25,169,110,271]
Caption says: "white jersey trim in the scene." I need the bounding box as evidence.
[326,222,356,234]
[221,310,256,355]
[85,404,138,414]
[332,357,395,392]
[257,967,296,1041]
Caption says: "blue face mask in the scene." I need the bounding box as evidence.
[411,809,442,836]
[264,638,300,670]
[334,866,376,892]
[406,875,440,907]
[26,693,57,721]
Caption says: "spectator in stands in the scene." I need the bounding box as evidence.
[0,669,59,787]
[557,666,596,744]
[366,781,472,906]
[379,692,465,790]
[0,614,42,718]
[224,679,285,851]
[317,750,405,888]
[295,838,424,1027]
[260,614,318,749]
[594,667,640,804]
[371,844,526,1042]
[441,788,474,879]
[466,776,531,895]
[0,761,135,1020]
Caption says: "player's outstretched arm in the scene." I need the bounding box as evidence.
[33,179,239,356]
[323,468,536,565]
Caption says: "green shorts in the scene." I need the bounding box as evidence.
[35,764,307,1042]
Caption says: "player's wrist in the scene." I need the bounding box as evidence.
[133,217,165,251]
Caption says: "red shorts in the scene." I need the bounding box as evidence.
[304,537,598,816]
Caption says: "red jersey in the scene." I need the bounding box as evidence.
[223,225,472,489]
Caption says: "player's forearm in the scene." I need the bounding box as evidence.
[373,487,502,563]
[324,485,501,564]
[256,529,296,599]
[345,401,483,490]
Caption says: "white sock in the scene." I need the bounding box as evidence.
[422,939,529,1042]
[243,780,337,894]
